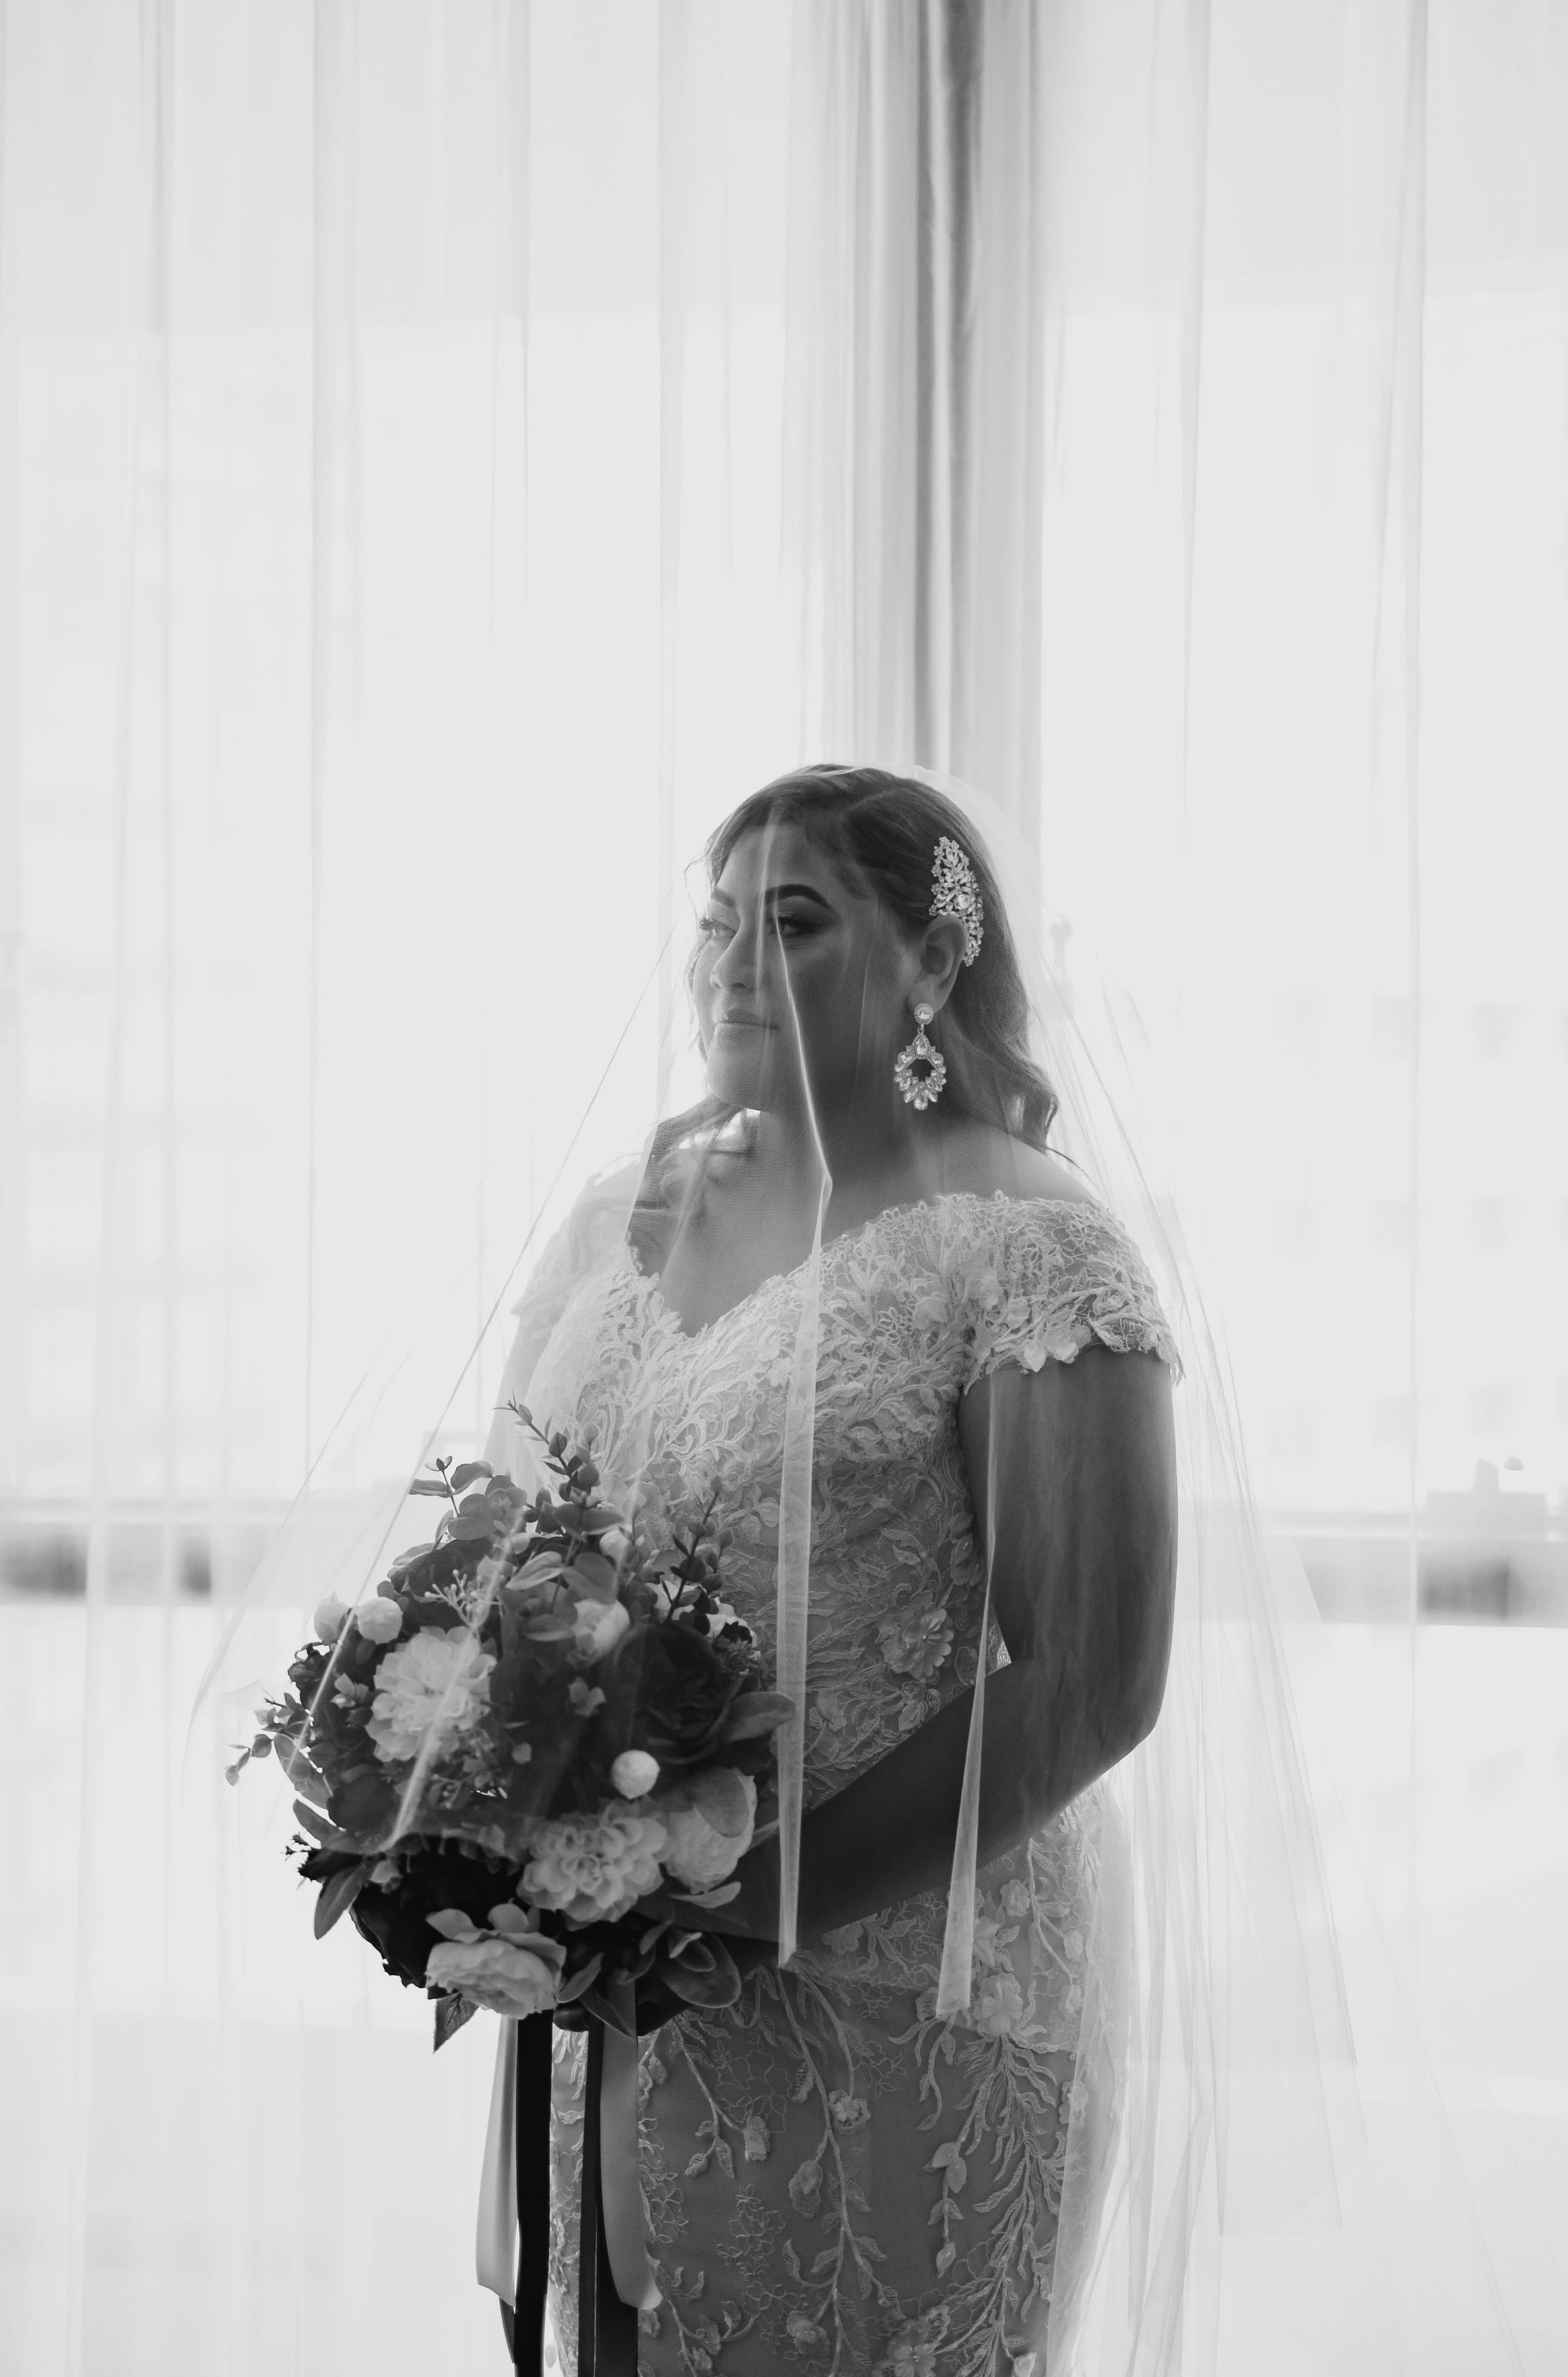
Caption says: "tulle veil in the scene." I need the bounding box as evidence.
[193,760,1531,2374]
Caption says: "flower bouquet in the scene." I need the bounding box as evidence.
[227,1404,790,2049]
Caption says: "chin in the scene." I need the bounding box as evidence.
[705,1048,768,1109]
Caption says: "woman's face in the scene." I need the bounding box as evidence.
[693,821,920,1120]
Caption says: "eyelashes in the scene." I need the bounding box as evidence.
[697,912,815,942]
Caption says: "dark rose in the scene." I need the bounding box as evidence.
[334,1842,512,1991]
[594,1619,740,1772]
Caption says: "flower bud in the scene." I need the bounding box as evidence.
[355,1596,404,1645]
[312,1591,350,1645]
[572,1599,631,1658]
[611,1749,660,1799]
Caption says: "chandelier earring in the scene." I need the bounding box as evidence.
[893,1003,946,1111]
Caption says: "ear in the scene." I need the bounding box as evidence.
[908,914,969,1014]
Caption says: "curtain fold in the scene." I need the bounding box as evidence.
[783,0,1050,828]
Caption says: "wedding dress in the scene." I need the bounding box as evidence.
[201,762,1539,2376]
[487,1187,1184,2377]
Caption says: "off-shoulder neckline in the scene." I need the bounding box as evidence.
[621,1185,1114,1344]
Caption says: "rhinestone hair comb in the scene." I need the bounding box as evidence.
[929,835,984,965]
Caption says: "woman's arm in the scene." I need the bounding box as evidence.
[691,1342,1179,1941]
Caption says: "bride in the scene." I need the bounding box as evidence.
[485,762,1184,2377]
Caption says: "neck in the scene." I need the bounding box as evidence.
[744,1097,948,1212]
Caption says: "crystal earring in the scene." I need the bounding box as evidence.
[893,1002,946,1110]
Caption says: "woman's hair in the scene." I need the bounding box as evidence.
[638,763,1062,1214]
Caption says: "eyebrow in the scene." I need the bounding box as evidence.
[708,882,836,912]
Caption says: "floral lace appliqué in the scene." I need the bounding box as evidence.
[513,1192,1177,2377]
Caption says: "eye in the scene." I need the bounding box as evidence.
[697,909,817,940]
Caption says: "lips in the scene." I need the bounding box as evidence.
[714,1013,770,1030]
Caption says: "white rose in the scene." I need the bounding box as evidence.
[365,1631,494,1763]
[611,1749,660,1799]
[598,1527,632,1562]
[355,1595,404,1645]
[425,1938,560,2018]
[659,1768,757,1892]
[313,1591,350,1643]
[572,1599,631,1658]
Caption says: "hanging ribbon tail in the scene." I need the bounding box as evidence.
[478,2016,519,2302]
[577,1992,658,2377]
[598,1980,660,2314]
[476,2013,555,2374]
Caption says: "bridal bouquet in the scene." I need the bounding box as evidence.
[228,1406,788,2046]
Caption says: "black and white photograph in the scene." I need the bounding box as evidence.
[1,6,1565,2374]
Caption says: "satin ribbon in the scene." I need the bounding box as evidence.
[596,1982,660,2314]
[477,1991,660,2327]
[477,2016,520,2302]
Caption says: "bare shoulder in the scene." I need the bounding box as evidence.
[1006,1146,1103,1210]
[936,1124,1103,1210]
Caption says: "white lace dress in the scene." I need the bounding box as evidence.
[498,1190,1183,2377]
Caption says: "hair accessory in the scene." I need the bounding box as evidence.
[930,835,984,965]
[893,1002,946,1110]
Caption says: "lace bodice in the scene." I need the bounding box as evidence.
[493,1189,1183,2377]
[507,1190,1180,1814]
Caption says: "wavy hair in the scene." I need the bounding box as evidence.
[640,764,1064,1210]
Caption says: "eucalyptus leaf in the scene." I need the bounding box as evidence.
[661,1939,742,2010]
[407,1478,452,1498]
[512,1552,567,1585]
[448,1507,499,1542]
[718,1692,795,1743]
[570,1548,617,1593]
[449,1462,494,1493]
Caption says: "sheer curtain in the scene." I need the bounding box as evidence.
[1,3,1563,2372]
[788,4,1567,2351]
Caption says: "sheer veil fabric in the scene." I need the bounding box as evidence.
[200,765,1529,2375]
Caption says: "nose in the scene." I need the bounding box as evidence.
[708,910,760,997]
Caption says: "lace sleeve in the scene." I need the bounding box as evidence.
[955,1198,1184,1393]
[484,1159,642,1470]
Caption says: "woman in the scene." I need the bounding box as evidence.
[487,764,1183,2377]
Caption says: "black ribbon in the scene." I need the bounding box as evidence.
[576,2019,640,2377]
[500,2011,554,2377]
[500,2012,639,2377]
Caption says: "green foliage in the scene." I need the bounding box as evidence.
[432,1992,479,2051]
